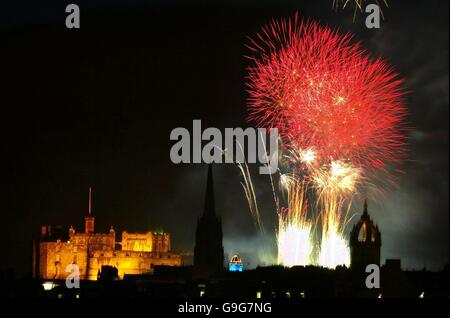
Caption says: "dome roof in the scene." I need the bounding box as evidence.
[230,254,242,264]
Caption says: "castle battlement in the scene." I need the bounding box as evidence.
[34,189,182,281]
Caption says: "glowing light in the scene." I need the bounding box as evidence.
[277,180,314,267]
[42,281,58,291]
[313,161,360,195]
[299,148,316,165]
[277,222,313,267]
[312,161,359,268]
[318,226,350,268]
[229,254,244,272]
[335,96,346,105]
[247,13,407,173]
[244,13,407,269]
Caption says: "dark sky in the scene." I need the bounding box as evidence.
[1,0,448,277]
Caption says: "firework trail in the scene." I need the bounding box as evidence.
[215,144,265,233]
[332,0,389,21]
[238,160,264,233]
[312,160,360,267]
[277,176,318,267]
[245,13,407,268]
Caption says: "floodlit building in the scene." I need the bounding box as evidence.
[229,255,243,272]
[33,188,182,280]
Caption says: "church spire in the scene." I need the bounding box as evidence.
[362,199,369,218]
[204,164,216,216]
[194,164,224,279]
[350,198,381,269]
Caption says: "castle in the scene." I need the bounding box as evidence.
[33,188,183,280]
[32,170,381,283]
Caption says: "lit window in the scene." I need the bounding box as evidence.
[256,291,262,299]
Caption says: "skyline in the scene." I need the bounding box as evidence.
[1,1,448,277]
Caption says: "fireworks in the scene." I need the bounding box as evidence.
[245,13,407,268]
[278,222,314,267]
[277,179,313,267]
[313,161,361,196]
[247,13,407,174]
[319,226,351,268]
[332,0,389,21]
[239,160,264,233]
[298,148,316,166]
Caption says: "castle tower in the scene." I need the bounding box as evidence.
[350,200,381,270]
[85,187,95,234]
[193,165,224,279]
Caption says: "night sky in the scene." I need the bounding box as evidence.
[1,0,448,277]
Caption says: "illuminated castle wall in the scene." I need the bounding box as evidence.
[36,190,182,280]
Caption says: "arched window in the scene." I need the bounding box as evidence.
[358,223,367,242]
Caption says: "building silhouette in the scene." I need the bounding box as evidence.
[350,200,381,270]
[193,165,224,279]
[22,183,448,299]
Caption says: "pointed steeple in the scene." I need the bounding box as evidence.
[350,198,381,269]
[194,164,224,279]
[204,164,216,216]
[362,199,369,218]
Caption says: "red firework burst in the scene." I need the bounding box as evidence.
[246,13,408,172]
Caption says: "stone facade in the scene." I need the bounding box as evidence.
[36,215,182,280]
